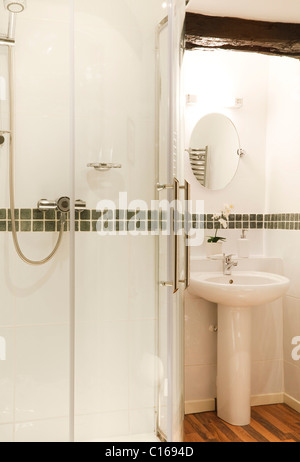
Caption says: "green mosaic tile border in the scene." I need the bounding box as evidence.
[191,213,300,230]
[0,208,166,233]
[0,209,300,232]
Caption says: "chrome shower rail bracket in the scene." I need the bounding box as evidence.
[237,149,246,157]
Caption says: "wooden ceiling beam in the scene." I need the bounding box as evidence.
[185,12,300,59]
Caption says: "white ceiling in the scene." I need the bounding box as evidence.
[186,0,300,23]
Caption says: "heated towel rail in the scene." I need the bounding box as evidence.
[186,146,208,187]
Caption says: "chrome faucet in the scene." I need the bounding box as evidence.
[37,197,86,213]
[223,254,238,275]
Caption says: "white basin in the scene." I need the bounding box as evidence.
[188,271,290,307]
[188,270,290,426]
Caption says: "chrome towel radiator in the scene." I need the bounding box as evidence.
[186,146,208,187]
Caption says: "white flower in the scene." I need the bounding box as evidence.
[219,218,228,229]
[213,213,221,219]
[221,203,234,219]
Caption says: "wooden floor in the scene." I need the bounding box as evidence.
[184,404,300,442]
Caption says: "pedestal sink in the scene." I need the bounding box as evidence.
[188,271,290,426]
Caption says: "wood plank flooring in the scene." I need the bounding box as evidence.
[184,404,300,442]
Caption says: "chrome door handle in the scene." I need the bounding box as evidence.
[158,177,179,293]
[179,180,190,289]
[173,178,180,294]
[158,177,189,294]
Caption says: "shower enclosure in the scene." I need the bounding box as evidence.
[0,0,186,442]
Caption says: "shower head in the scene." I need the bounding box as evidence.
[4,0,26,13]
[4,0,26,41]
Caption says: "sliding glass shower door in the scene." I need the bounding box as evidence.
[156,0,186,442]
[73,0,186,442]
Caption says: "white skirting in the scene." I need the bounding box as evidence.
[185,392,300,415]
[88,433,160,443]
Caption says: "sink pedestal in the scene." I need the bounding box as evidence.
[217,304,251,426]
[188,269,290,425]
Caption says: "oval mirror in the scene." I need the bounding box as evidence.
[188,113,242,190]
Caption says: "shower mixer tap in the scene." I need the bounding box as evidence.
[37,197,86,213]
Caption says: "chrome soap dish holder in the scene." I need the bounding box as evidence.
[87,162,122,172]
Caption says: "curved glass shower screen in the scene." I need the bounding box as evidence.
[0,0,186,442]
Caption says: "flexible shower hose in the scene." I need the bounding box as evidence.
[8,47,65,265]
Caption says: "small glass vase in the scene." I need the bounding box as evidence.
[206,241,223,258]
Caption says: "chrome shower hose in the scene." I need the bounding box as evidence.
[8,47,65,265]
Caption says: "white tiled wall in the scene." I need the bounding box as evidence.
[74,233,157,441]
[13,0,71,208]
[183,49,268,259]
[2,23,67,414]
[264,56,300,410]
[0,232,70,442]
[184,49,300,413]
[183,49,268,215]
[265,231,300,407]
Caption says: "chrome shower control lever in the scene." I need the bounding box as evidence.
[37,199,57,210]
[37,197,86,213]
[56,197,71,213]
[74,199,86,212]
